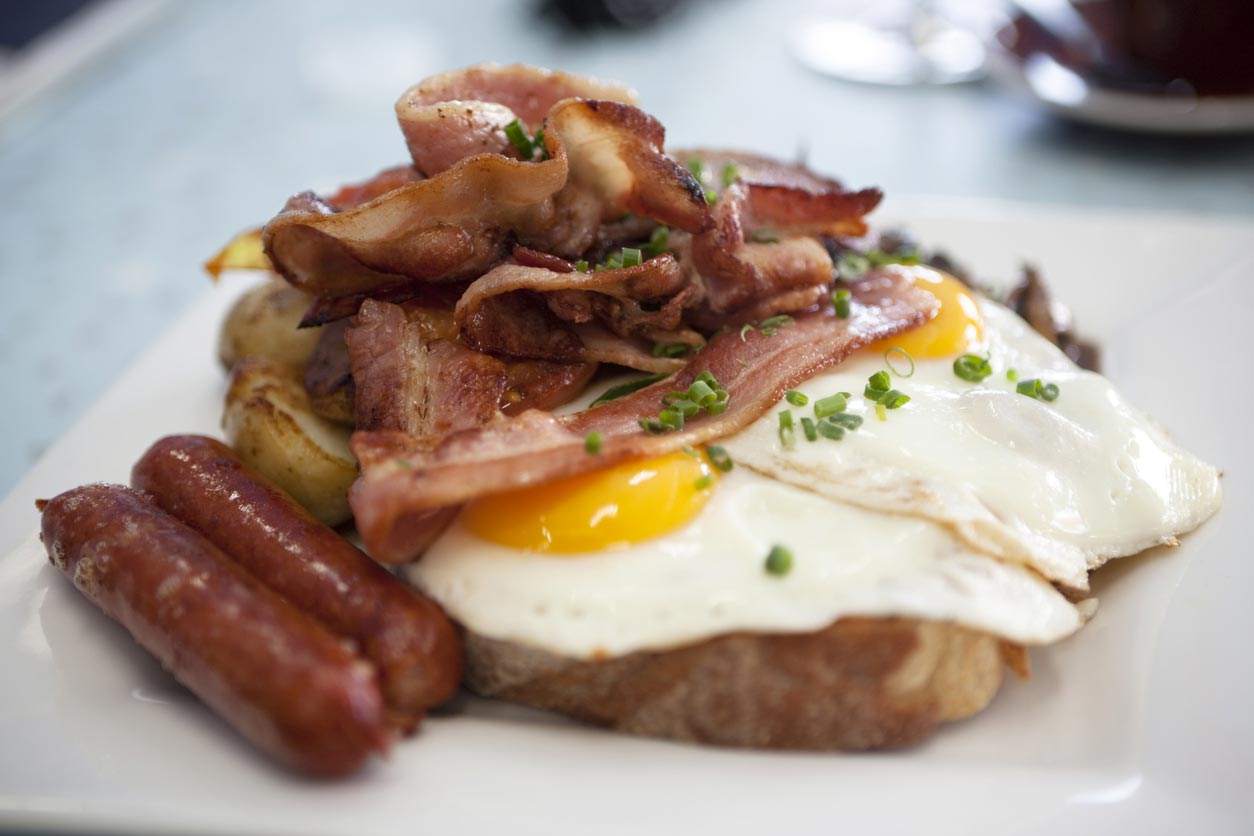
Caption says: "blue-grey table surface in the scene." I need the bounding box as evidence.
[2,0,1253,500]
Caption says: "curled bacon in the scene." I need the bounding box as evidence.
[350,269,938,562]
[264,98,710,309]
[681,150,881,317]
[396,64,637,175]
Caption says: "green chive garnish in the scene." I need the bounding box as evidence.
[574,260,590,273]
[785,389,808,407]
[584,431,602,454]
[504,119,533,157]
[721,162,739,188]
[706,445,734,472]
[778,409,796,449]
[801,416,818,441]
[816,419,845,440]
[750,229,780,244]
[740,323,755,341]
[686,158,706,182]
[737,358,750,368]
[813,393,848,418]
[1006,368,1019,382]
[1017,378,1061,402]
[651,342,690,359]
[829,413,863,430]
[645,226,670,257]
[765,544,793,576]
[836,252,871,280]
[884,347,915,378]
[758,314,794,336]
[833,288,852,318]
[621,247,642,268]
[694,473,714,490]
[953,353,992,382]
[591,373,668,407]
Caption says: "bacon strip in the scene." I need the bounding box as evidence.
[350,269,937,562]
[396,64,637,175]
[679,150,881,317]
[264,98,709,304]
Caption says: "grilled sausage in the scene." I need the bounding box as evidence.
[40,484,390,777]
[132,435,462,728]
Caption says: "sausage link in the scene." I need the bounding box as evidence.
[132,435,462,727]
[40,484,390,777]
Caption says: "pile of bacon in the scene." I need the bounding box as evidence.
[252,65,939,563]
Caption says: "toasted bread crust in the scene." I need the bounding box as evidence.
[464,618,1016,750]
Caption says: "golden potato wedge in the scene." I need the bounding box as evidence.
[218,278,320,372]
[223,357,357,526]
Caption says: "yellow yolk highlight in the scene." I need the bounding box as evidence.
[868,266,985,359]
[461,450,717,553]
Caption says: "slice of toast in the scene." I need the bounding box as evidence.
[464,617,1024,749]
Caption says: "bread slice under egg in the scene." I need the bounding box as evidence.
[462,618,1025,749]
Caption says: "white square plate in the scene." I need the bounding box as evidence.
[1,200,1250,836]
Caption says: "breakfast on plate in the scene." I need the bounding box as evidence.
[38,63,1222,775]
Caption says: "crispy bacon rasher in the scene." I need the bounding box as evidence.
[350,270,938,563]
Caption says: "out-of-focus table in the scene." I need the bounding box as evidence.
[2,0,1252,497]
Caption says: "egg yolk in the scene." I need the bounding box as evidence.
[461,450,717,553]
[867,266,984,359]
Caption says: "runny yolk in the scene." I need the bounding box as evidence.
[461,450,717,553]
[867,266,985,359]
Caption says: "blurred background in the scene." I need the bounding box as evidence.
[1,0,1252,497]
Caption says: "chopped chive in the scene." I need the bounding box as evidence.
[765,544,793,576]
[867,247,921,267]
[686,158,706,183]
[829,412,863,430]
[591,373,668,407]
[833,288,852,318]
[953,353,993,382]
[813,393,848,418]
[707,390,730,414]
[737,358,750,368]
[687,379,717,406]
[836,252,871,280]
[1006,368,1019,382]
[705,190,717,205]
[875,402,887,421]
[879,389,911,409]
[816,419,845,440]
[740,323,755,341]
[758,314,794,336]
[504,119,533,157]
[531,127,546,159]
[1016,378,1061,402]
[721,162,739,188]
[750,229,780,244]
[645,226,670,257]
[800,416,818,441]
[682,444,697,456]
[884,347,915,378]
[785,389,809,407]
[694,472,714,490]
[621,247,643,268]
[651,341,690,358]
[778,409,796,449]
[706,445,734,472]
[670,399,700,418]
[584,431,602,454]
[574,260,590,273]
[867,370,891,392]
[658,408,684,431]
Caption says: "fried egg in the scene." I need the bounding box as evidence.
[722,266,1223,590]
[407,265,1220,658]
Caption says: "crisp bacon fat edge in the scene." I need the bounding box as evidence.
[247,63,938,564]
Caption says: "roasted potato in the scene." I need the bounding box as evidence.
[223,357,356,526]
[218,278,320,372]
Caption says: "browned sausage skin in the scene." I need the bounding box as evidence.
[40,484,390,777]
[132,435,462,728]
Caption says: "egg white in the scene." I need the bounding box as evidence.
[410,466,1080,659]
[722,299,1223,590]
